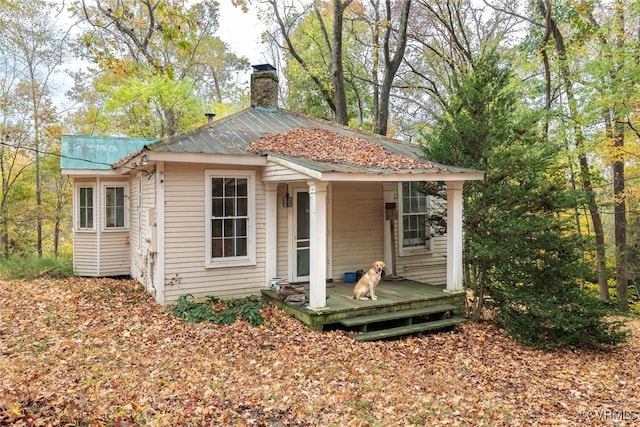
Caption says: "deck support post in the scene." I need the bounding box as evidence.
[308,180,328,309]
[445,181,465,294]
[265,183,278,288]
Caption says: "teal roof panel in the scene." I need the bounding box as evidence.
[60,135,158,170]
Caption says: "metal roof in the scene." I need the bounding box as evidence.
[61,135,158,170]
[61,108,482,178]
[145,107,481,176]
[268,153,478,176]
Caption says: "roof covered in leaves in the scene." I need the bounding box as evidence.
[144,107,479,176]
[61,135,158,170]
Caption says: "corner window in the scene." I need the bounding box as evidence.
[76,185,95,230]
[205,170,256,267]
[103,184,127,229]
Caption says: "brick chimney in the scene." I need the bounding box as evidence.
[250,64,278,109]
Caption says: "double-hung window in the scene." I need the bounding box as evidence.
[399,181,448,254]
[104,184,127,229]
[205,170,255,267]
[77,185,95,230]
[400,182,428,253]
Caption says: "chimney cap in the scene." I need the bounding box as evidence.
[252,63,277,73]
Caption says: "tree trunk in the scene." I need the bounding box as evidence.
[612,119,628,311]
[0,214,7,257]
[31,80,42,258]
[369,0,380,128]
[612,0,628,311]
[331,0,352,125]
[165,108,176,137]
[267,0,338,116]
[374,0,411,136]
[54,219,60,258]
[538,0,609,300]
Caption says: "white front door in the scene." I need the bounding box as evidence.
[294,189,310,282]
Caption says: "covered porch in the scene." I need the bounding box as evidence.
[261,278,467,338]
[264,175,471,309]
[260,152,482,340]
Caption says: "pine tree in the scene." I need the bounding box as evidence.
[421,50,629,350]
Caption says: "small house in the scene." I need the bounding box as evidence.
[61,65,483,334]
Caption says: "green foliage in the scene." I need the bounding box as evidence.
[0,254,73,281]
[421,49,629,350]
[98,74,205,138]
[283,3,374,127]
[170,294,267,326]
[494,286,630,350]
[69,0,249,136]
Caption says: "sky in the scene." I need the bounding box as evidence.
[216,1,268,65]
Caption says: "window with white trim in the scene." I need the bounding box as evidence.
[399,182,447,254]
[104,184,127,229]
[76,185,95,230]
[205,170,256,267]
[400,182,428,251]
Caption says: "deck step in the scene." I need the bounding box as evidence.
[352,317,466,341]
[339,304,456,327]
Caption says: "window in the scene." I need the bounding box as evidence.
[104,185,126,229]
[400,182,428,250]
[399,182,448,254]
[205,170,255,267]
[77,185,95,230]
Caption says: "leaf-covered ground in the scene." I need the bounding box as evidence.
[1,278,638,426]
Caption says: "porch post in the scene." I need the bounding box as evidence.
[265,183,278,287]
[308,180,328,309]
[382,183,396,276]
[445,181,465,293]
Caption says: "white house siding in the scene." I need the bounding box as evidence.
[271,181,447,286]
[330,182,385,279]
[263,163,310,181]
[94,177,130,276]
[128,174,141,280]
[129,172,158,295]
[329,182,447,286]
[73,232,98,276]
[98,231,130,275]
[162,163,267,304]
[72,177,129,277]
[72,177,97,276]
[275,183,289,279]
[396,236,447,286]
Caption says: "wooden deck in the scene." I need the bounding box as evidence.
[261,278,466,332]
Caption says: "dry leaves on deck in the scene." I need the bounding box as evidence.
[0,278,638,426]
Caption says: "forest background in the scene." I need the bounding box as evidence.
[0,0,639,333]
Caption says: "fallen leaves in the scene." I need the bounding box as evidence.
[249,127,445,172]
[1,277,639,426]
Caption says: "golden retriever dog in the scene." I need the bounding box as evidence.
[352,261,386,300]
